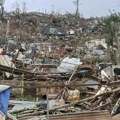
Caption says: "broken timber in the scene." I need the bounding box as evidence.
[0,64,40,76]
[18,110,112,120]
[16,86,120,118]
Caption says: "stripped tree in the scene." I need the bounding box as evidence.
[73,0,80,17]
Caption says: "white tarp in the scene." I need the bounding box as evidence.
[57,57,82,73]
[0,85,10,93]
[0,85,10,117]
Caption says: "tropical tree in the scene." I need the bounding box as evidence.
[98,13,120,64]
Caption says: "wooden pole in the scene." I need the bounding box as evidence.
[47,87,49,120]
[6,19,10,51]
[21,73,24,96]
[68,65,78,84]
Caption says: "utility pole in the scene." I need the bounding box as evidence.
[51,4,54,14]
[73,0,80,17]
[6,18,10,51]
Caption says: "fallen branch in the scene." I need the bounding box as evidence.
[90,102,110,111]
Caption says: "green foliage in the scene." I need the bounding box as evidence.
[98,13,120,46]
[84,55,104,64]
[90,56,104,64]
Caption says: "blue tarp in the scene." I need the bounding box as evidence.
[0,87,10,116]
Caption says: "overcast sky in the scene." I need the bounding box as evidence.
[4,0,120,18]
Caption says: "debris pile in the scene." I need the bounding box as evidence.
[0,11,120,120]
[1,61,120,119]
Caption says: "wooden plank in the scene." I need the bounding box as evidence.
[30,64,58,68]
[0,64,38,75]
[49,111,112,120]
[18,111,112,120]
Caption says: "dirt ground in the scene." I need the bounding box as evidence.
[112,114,120,120]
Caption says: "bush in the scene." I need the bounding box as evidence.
[83,55,105,64]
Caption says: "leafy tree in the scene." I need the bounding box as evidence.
[98,13,120,64]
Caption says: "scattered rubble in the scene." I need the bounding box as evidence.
[0,11,120,120]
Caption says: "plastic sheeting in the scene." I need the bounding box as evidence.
[57,57,82,73]
[0,85,10,116]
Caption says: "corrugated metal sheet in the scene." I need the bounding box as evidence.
[0,55,15,77]
[0,55,14,67]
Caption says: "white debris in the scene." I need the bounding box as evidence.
[57,57,82,73]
